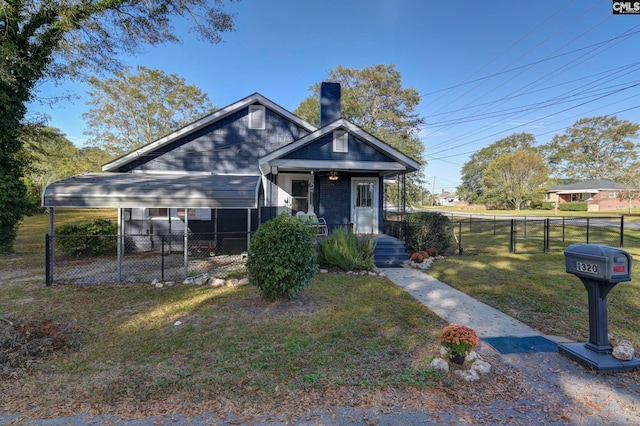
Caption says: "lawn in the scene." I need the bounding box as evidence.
[0,211,460,419]
[2,209,639,420]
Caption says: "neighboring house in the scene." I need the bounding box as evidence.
[42,83,421,261]
[436,190,459,206]
[547,179,640,211]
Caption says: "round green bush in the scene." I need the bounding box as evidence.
[247,213,318,300]
[55,219,117,256]
[406,211,453,254]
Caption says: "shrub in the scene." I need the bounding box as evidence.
[55,219,117,256]
[425,247,438,257]
[247,214,318,300]
[406,212,453,254]
[409,252,424,263]
[530,200,554,210]
[317,227,376,271]
[559,202,588,211]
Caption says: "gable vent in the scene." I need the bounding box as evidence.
[249,105,266,129]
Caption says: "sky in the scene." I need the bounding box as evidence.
[26,0,640,194]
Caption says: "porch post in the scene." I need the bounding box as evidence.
[247,208,251,250]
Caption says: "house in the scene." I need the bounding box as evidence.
[42,83,421,264]
[547,179,640,211]
[436,189,459,206]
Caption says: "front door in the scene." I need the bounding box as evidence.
[352,178,378,234]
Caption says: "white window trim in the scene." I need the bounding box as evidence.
[249,105,266,130]
[280,173,314,214]
[333,130,348,153]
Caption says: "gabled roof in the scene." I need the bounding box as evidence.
[258,118,422,175]
[549,179,626,193]
[102,93,317,172]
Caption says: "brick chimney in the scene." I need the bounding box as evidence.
[320,82,341,127]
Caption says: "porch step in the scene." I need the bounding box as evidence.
[373,235,409,267]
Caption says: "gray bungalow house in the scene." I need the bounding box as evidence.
[42,83,420,267]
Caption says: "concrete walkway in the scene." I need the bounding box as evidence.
[380,266,542,338]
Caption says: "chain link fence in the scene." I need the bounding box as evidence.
[46,232,250,285]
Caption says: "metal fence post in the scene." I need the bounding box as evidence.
[45,234,53,286]
[544,218,550,253]
[562,216,565,242]
[509,219,515,253]
[620,216,625,248]
[161,234,165,282]
[586,217,590,244]
[458,221,462,256]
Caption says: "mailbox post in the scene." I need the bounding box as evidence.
[561,244,640,374]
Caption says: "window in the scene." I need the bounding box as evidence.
[291,179,309,214]
[333,130,348,153]
[249,105,265,129]
[148,208,168,217]
[609,191,617,198]
[177,208,197,218]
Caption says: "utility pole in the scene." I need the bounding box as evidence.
[432,176,436,206]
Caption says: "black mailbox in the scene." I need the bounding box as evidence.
[560,244,639,374]
[564,244,631,283]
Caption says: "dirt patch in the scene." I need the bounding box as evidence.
[228,292,327,320]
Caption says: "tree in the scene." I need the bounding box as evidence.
[84,66,216,157]
[482,151,549,210]
[541,116,640,181]
[294,64,426,205]
[457,132,536,204]
[0,0,236,252]
[616,163,640,213]
[17,125,108,210]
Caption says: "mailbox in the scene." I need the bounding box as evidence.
[564,244,631,284]
[560,244,639,374]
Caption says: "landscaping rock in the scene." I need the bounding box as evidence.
[430,357,449,372]
[471,359,493,375]
[454,369,480,382]
[612,345,634,361]
[210,278,226,287]
[237,278,250,286]
[155,282,164,289]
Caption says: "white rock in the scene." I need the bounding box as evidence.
[439,346,449,357]
[454,369,480,382]
[174,321,182,326]
[155,282,164,288]
[151,278,160,285]
[466,351,481,362]
[430,357,449,372]
[237,278,250,286]
[471,359,492,375]
[378,272,385,277]
[165,281,175,287]
[319,269,329,274]
[612,345,635,361]
[127,277,137,283]
[211,278,226,287]
[226,279,239,287]
[183,277,194,285]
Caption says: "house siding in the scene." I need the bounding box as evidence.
[115,107,311,173]
[282,133,391,162]
[316,175,352,229]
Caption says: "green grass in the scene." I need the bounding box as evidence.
[0,210,446,416]
[427,251,640,349]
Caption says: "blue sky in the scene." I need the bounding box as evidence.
[27,0,640,193]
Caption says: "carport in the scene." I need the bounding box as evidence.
[42,172,265,284]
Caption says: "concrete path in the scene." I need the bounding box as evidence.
[380,266,542,338]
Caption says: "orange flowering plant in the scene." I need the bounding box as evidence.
[439,324,479,356]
